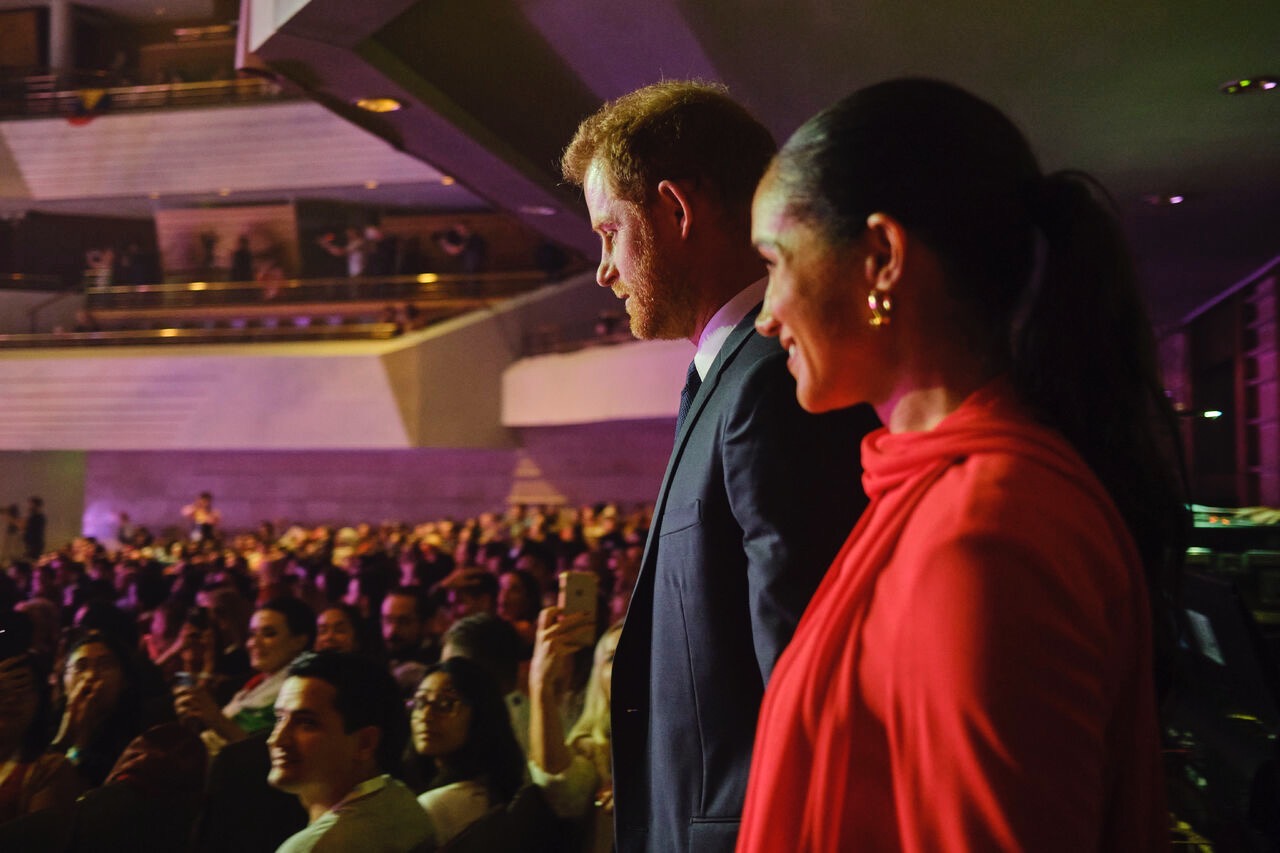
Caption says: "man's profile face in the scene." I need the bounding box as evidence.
[381,594,422,656]
[583,160,697,341]
[267,676,360,802]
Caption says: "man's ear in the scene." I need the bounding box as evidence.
[354,725,381,764]
[655,179,695,240]
[862,213,908,295]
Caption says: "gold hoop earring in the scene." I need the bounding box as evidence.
[867,290,892,327]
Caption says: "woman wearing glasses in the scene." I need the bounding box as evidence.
[409,656,524,846]
[52,630,150,787]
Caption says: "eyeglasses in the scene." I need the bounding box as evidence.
[407,694,465,715]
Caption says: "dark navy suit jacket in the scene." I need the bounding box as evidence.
[611,307,879,852]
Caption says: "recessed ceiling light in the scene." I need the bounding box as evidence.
[518,204,557,216]
[1220,76,1277,95]
[364,180,379,189]
[217,188,231,197]
[354,98,403,113]
[1141,193,1188,207]
[440,176,455,186]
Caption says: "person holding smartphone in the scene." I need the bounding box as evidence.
[173,597,313,758]
[529,605,621,853]
[0,613,81,822]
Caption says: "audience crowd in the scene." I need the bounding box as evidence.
[0,500,647,851]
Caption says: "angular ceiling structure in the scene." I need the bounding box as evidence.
[240,0,1280,329]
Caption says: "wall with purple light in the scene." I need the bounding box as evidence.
[78,418,674,542]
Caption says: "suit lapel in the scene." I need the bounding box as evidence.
[640,305,763,565]
[617,305,764,700]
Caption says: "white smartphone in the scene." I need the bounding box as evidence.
[557,570,599,644]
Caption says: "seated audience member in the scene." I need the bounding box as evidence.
[14,599,60,673]
[198,586,254,673]
[402,536,455,590]
[497,570,541,647]
[172,604,252,707]
[52,630,151,787]
[440,614,527,755]
[528,611,621,853]
[0,614,81,822]
[410,657,524,847]
[75,600,175,720]
[269,651,431,853]
[142,599,188,678]
[315,604,366,655]
[380,587,437,696]
[438,568,498,621]
[175,596,313,757]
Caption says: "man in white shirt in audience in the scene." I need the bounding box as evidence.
[268,651,431,852]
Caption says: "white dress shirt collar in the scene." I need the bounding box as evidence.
[693,277,767,380]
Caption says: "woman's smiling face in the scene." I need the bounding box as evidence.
[752,167,877,414]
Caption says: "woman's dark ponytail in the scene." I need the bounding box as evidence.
[1016,171,1188,688]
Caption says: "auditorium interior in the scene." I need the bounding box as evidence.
[1,0,1279,848]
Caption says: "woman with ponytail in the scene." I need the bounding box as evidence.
[737,78,1183,852]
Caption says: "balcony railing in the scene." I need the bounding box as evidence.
[84,270,549,312]
[0,73,292,119]
[0,322,401,349]
[0,269,554,347]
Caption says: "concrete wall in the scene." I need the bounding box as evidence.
[79,418,673,542]
[0,289,84,334]
[0,450,86,549]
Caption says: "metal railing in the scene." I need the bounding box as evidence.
[0,322,402,349]
[85,271,551,311]
[0,74,292,118]
[0,269,556,347]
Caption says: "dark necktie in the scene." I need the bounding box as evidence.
[676,360,702,436]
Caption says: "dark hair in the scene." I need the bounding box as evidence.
[498,569,542,623]
[442,613,522,694]
[0,611,52,762]
[416,656,524,805]
[384,586,429,622]
[286,651,407,774]
[64,629,136,685]
[453,571,498,604]
[773,78,1187,666]
[317,602,369,651]
[562,79,776,217]
[75,601,140,650]
[258,596,316,647]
